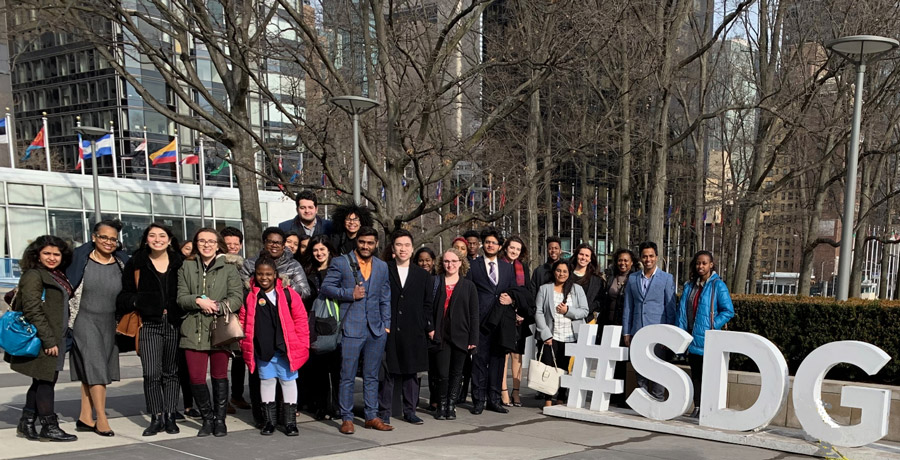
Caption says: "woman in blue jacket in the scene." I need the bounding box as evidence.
[676,251,734,418]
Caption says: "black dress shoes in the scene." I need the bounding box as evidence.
[470,400,485,415]
[487,402,509,414]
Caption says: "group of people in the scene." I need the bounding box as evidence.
[4,188,735,443]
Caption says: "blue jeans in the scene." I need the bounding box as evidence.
[339,329,387,421]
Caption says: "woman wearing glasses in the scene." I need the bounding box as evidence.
[177,228,243,437]
[67,220,128,437]
[429,248,479,420]
[330,204,374,255]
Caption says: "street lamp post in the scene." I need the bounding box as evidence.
[74,125,110,225]
[330,96,379,205]
[827,35,899,301]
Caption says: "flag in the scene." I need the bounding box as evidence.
[278,156,283,172]
[22,126,46,160]
[150,139,177,165]
[592,197,597,218]
[0,118,7,144]
[380,185,386,201]
[210,160,229,175]
[321,173,326,186]
[556,188,561,210]
[468,189,475,207]
[576,201,583,216]
[436,180,443,200]
[94,134,114,157]
[76,136,89,170]
[569,197,575,214]
[181,154,199,165]
[289,171,299,183]
[499,182,507,209]
[134,139,147,152]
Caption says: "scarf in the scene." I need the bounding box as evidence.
[503,257,526,287]
[49,269,74,297]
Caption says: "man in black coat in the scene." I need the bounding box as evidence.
[278,190,333,237]
[466,227,515,415]
[528,236,562,296]
[378,230,434,425]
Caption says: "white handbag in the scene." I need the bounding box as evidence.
[527,343,565,395]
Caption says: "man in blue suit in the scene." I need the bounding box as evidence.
[466,227,515,414]
[320,226,392,434]
[622,241,677,401]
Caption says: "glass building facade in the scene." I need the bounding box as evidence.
[0,168,295,258]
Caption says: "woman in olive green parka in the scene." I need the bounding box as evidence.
[5,235,78,442]
[177,228,243,438]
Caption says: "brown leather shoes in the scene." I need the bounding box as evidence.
[364,418,394,431]
[339,420,355,435]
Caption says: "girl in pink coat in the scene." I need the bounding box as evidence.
[239,256,310,436]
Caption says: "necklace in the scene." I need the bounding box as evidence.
[92,250,114,264]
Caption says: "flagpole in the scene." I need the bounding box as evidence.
[76,116,85,175]
[666,195,672,272]
[175,135,181,184]
[605,188,610,254]
[5,110,13,169]
[109,121,118,178]
[42,113,50,172]
[144,126,150,181]
[570,183,575,247]
[199,137,206,227]
[593,187,598,254]
[228,154,234,188]
[557,182,561,237]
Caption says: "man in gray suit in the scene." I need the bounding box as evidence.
[622,241,677,401]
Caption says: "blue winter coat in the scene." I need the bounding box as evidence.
[675,272,734,355]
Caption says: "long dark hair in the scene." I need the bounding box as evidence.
[500,235,529,264]
[551,258,575,301]
[414,247,437,274]
[569,243,599,280]
[139,222,182,259]
[299,234,336,277]
[689,250,716,283]
[21,235,73,271]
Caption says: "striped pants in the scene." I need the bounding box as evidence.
[140,321,181,414]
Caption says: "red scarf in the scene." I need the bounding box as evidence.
[503,257,526,287]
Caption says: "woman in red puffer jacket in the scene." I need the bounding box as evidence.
[239,256,309,436]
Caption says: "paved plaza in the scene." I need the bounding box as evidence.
[0,353,890,459]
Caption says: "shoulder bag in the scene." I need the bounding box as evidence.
[211,304,244,347]
[116,269,143,354]
[310,254,355,354]
[527,343,564,396]
[0,288,44,357]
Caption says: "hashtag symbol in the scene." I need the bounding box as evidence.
[561,323,629,411]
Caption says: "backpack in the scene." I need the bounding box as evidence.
[309,254,357,354]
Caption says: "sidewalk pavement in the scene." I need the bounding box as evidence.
[0,353,857,459]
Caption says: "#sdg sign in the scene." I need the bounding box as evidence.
[562,324,891,448]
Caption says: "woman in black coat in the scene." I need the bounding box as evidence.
[378,230,434,424]
[116,223,185,436]
[429,248,479,421]
[598,248,638,407]
[569,243,605,322]
[499,235,531,407]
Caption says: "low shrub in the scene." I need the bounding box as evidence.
[728,295,900,385]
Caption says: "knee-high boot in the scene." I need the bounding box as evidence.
[211,378,229,437]
[446,374,463,420]
[192,384,214,437]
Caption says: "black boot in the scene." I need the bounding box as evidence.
[38,415,77,442]
[251,401,265,428]
[192,384,215,437]
[283,403,299,437]
[446,375,463,420]
[211,378,229,437]
[17,409,39,441]
[260,402,276,435]
[434,396,447,421]
[164,413,180,434]
[142,413,164,436]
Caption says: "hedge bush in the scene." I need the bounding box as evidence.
[729,295,900,385]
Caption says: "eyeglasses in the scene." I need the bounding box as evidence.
[346,216,361,223]
[196,239,218,246]
[265,239,285,246]
[483,240,499,246]
[94,234,118,244]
